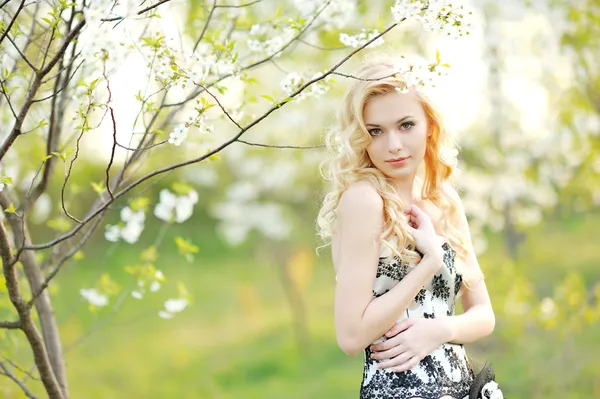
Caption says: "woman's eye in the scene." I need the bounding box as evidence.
[400,122,415,130]
[368,128,382,136]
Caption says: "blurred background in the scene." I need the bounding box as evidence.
[0,0,599,398]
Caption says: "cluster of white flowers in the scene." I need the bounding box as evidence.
[168,123,188,146]
[158,297,188,319]
[391,0,473,39]
[387,57,450,93]
[0,182,5,192]
[339,29,385,48]
[211,201,291,245]
[247,23,297,57]
[292,0,356,29]
[154,188,198,223]
[168,116,213,147]
[104,206,145,244]
[80,288,109,307]
[280,70,332,102]
[132,270,164,299]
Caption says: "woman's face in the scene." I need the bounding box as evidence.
[363,91,429,181]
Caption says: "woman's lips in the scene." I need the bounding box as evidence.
[385,156,410,167]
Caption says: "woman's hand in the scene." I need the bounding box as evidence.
[369,317,452,373]
[404,204,443,262]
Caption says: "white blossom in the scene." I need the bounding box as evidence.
[0,182,4,192]
[150,281,161,292]
[165,298,188,313]
[154,188,198,223]
[104,225,121,242]
[390,0,473,39]
[158,310,175,319]
[104,207,145,244]
[391,0,426,22]
[168,123,189,146]
[80,288,109,307]
[280,72,303,96]
[339,29,384,49]
[132,290,144,299]
[120,220,144,244]
[159,297,188,319]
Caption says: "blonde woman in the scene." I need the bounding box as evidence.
[317,58,502,399]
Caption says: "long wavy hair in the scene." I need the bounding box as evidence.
[317,57,480,286]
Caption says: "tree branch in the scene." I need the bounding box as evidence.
[164,0,333,109]
[0,320,20,329]
[0,18,85,163]
[25,20,399,251]
[192,0,217,54]
[0,203,65,399]
[0,191,67,398]
[237,140,324,150]
[214,0,264,8]
[198,83,242,129]
[0,0,27,47]
[100,0,174,22]
[0,362,39,399]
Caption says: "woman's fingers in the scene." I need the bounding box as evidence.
[370,344,406,361]
[377,351,413,370]
[389,355,421,373]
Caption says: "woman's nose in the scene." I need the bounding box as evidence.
[387,132,402,153]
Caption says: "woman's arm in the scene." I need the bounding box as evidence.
[441,185,495,344]
[333,182,443,356]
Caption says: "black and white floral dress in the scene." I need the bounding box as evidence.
[360,240,475,399]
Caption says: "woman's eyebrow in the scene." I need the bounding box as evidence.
[365,116,412,127]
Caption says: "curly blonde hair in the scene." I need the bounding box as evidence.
[317,57,478,285]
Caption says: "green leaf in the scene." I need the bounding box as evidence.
[89,78,99,91]
[129,196,150,212]
[260,94,275,102]
[41,17,52,25]
[4,203,16,214]
[141,246,158,263]
[0,176,12,184]
[175,236,199,256]
[172,182,193,196]
[47,218,71,233]
[436,49,441,64]
[90,181,106,194]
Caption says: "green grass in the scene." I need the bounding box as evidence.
[1,210,599,398]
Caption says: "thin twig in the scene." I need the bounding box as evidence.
[192,0,217,54]
[197,83,242,129]
[297,38,346,51]
[0,0,26,47]
[237,140,325,150]
[0,362,39,399]
[214,0,264,8]
[0,354,40,381]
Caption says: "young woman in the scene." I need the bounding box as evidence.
[317,58,501,399]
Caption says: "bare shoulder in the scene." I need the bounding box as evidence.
[441,181,464,207]
[337,181,383,217]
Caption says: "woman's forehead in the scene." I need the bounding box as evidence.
[363,92,424,124]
